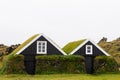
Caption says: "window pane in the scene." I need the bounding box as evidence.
[39,46,41,48]
[42,43,45,45]
[87,50,91,53]
[42,46,45,49]
[39,49,41,52]
[87,47,91,49]
[42,49,45,52]
[39,43,41,45]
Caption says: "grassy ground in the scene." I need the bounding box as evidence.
[0,74,120,80]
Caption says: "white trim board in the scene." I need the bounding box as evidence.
[37,41,47,54]
[69,39,110,56]
[16,33,67,55]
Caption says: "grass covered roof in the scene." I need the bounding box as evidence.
[11,34,39,55]
[62,39,86,54]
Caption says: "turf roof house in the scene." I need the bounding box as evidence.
[63,39,110,74]
[16,34,66,55]
[15,34,66,74]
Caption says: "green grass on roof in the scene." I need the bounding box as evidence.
[10,34,39,56]
[62,39,86,54]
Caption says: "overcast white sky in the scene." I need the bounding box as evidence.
[0,0,120,47]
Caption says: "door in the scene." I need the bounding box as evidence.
[85,56,94,74]
[24,56,36,75]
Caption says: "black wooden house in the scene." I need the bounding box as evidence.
[16,34,66,74]
[69,39,110,74]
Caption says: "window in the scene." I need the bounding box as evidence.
[37,41,47,54]
[86,45,93,55]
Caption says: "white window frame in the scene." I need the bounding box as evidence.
[86,45,93,55]
[37,41,47,54]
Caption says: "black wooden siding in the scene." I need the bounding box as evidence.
[21,36,63,56]
[73,41,106,56]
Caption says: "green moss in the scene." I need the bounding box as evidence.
[0,55,25,74]
[62,39,86,54]
[10,34,39,55]
[36,55,85,74]
[0,55,119,74]
[94,56,119,73]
